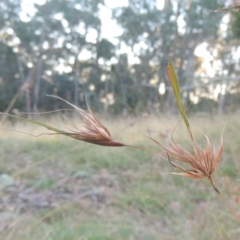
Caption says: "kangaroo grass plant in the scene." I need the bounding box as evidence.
[158,57,240,224]
[1,57,239,225]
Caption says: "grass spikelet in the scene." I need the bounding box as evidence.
[47,95,125,146]
[149,134,223,181]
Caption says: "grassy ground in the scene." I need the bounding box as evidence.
[0,113,239,240]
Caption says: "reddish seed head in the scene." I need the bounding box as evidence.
[49,95,125,147]
[149,134,223,179]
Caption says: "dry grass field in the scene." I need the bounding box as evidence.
[0,113,239,240]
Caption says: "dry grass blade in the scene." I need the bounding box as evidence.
[167,57,193,142]
[0,82,31,125]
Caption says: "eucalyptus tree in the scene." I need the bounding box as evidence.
[113,0,224,112]
[0,0,108,113]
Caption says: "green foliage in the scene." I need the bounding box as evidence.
[189,98,218,114]
[230,12,240,38]
[97,39,115,60]
[33,178,56,190]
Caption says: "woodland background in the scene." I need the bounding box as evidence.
[0,0,240,116]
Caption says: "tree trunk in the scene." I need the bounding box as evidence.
[17,55,37,118]
[218,84,226,116]
[33,58,43,110]
[74,59,79,107]
[33,23,45,115]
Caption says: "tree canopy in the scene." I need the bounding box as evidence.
[0,0,239,116]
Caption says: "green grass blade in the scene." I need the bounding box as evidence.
[0,113,64,134]
[167,57,193,138]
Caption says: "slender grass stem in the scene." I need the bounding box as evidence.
[208,176,240,225]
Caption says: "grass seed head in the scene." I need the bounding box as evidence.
[50,96,125,147]
[149,133,223,181]
[165,136,223,179]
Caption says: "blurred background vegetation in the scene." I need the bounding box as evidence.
[1,1,240,239]
[0,0,239,116]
